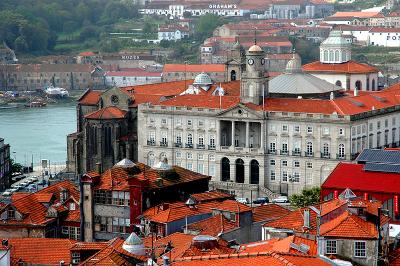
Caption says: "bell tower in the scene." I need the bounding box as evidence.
[240,43,268,105]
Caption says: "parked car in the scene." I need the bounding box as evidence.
[29,176,38,182]
[236,198,250,204]
[2,190,12,197]
[9,188,19,193]
[253,197,269,204]
[272,196,289,203]
[19,181,28,187]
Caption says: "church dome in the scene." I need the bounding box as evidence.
[193,72,212,86]
[285,54,302,74]
[322,30,349,46]
[248,44,263,53]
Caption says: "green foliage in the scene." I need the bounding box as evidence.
[290,187,321,208]
[0,0,141,54]
[10,159,23,174]
[195,14,224,41]
[289,37,320,64]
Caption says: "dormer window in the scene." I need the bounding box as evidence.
[7,208,15,219]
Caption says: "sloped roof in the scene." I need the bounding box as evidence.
[163,64,225,73]
[252,204,292,223]
[302,60,378,74]
[78,90,103,105]
[84,106,127,120]
[320,211,378,239]
[9,238,76,265]
[190,191,234,203]
[322,162,400,194]
[185,214,238,236]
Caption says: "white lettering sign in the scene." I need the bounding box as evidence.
[121,55,140,60]
[208,4,237,9]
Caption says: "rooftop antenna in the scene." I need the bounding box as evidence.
[254,28,257,45]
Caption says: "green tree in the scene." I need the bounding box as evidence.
[195,14,222,41]
[14,36,28,52]
[290,187,321,208]
[10,159,23,174]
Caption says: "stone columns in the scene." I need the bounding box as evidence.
[245,122,250,148]
[231,121,235,147]
[216,120,220,147]
[260,122,264,151]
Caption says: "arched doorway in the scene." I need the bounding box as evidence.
[235,158,244,183]
[355,80,362,91]
[221,157,230,181]
[250,160,259,184]
[230,70,236,81]
[335,80,342,87]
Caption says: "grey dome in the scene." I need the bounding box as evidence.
[193,72,212,86]
[322,30,349,47]
[115,158,136,168]
[152,158,172,171]
[270,72,343,96]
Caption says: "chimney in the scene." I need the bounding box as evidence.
[354,87,358,96]
[59,261,65,266]
[303,209,310,228]
[330,92,334,100]
[96,162,102,174]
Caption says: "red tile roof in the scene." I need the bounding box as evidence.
[79,51,96,56]
[0,180,79,227]
[370,27,400,33]
[105,70,162,77]
[302,60,378,74]
[78,90,102,106]
[173,252,331,266]
[142,201,218,224]
[239,236,318,256]
[79,237,147,265]
[332,11,380,18]
[85,106,127,120]
[144,232,194,261]
[321,162,400,195]
[320,211,378,239]
[9,238,76,265]
[185,214,238,236]
[163,64,226,73]
[190,191,234,203]
[252,204,292,223]
[263,207,318,235]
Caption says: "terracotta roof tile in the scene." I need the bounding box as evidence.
[320,211,378,239]
[185,214,238,236]
[78,90,102,105]
[252,204,292,223]
[9,238,76,265]
[190,191,234,203]
[85,106,127,120]
[302,60,378,74]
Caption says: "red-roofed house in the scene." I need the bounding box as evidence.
[158,24,189,41]
[162,64,226,82]
[81,159,211,242]
[0,180,80,240]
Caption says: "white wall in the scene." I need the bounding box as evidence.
[369,31,400,47]
[105,75,161,87]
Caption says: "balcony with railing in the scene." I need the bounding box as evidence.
[174,142,182,148]
[305,152,314,157]
[197,144,205,149]
[147,140,155,146]
[208,145,216,150]
[268,149,277,155]
[185,143,193,148]
[280,150,289,155]
[292,150,301,156]
[160,141,168,147]
[320,152,330,159]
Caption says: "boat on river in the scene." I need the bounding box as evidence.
[44,86,69,98]
[24,101,47,108]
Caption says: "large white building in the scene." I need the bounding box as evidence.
[369,27,400,47]
[303,30,379,91]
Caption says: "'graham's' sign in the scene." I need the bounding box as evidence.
[208,4,237,9]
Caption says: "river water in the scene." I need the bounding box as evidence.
[0,103,76,166]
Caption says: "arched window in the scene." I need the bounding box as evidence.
[322,143,329,158]
[306,142,313,156]
[147,152,155,167]
[335,50,339,62]
[372,79,376,91]
[324,50,328,62]
[221,157,230,181]
[329,50,334,62]
[235,158,245,183]
[230,70,236,81]
[335,80,342,87]
[250,160,259,184]
[355,80,362,91]
[159,152,167,161]
[342,51,347,62]
[338,144,345,159]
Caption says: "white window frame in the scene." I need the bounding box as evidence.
[354,241,366,258]
[326,240,337,254]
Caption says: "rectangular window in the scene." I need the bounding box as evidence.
[187,153,193,159]
[307,126,313,134]
[198,120,204,127]
[326,240,337,254]
[209,164,215,176]
[186,162,193,171]
[209,136,215,148]
[270,170,276,181]
[282,125,288,132]
[323,127,329,135]
[187,120,192,126]
[306,162,313,168]
[176,118,182,126]
[282,143,288,154]
[293,172,300,182]
[270,159,276,166]
[161,118,167,125]
[339,128,344,136]
[269,142,276,153]
[282,171,288,182]
[176,151,181,158]
[294,125,300,133]
[354,241,366,258]
[282,160,288,167]
[197,163,204,174]
[198,154,204,160]
[294,161,300,167]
